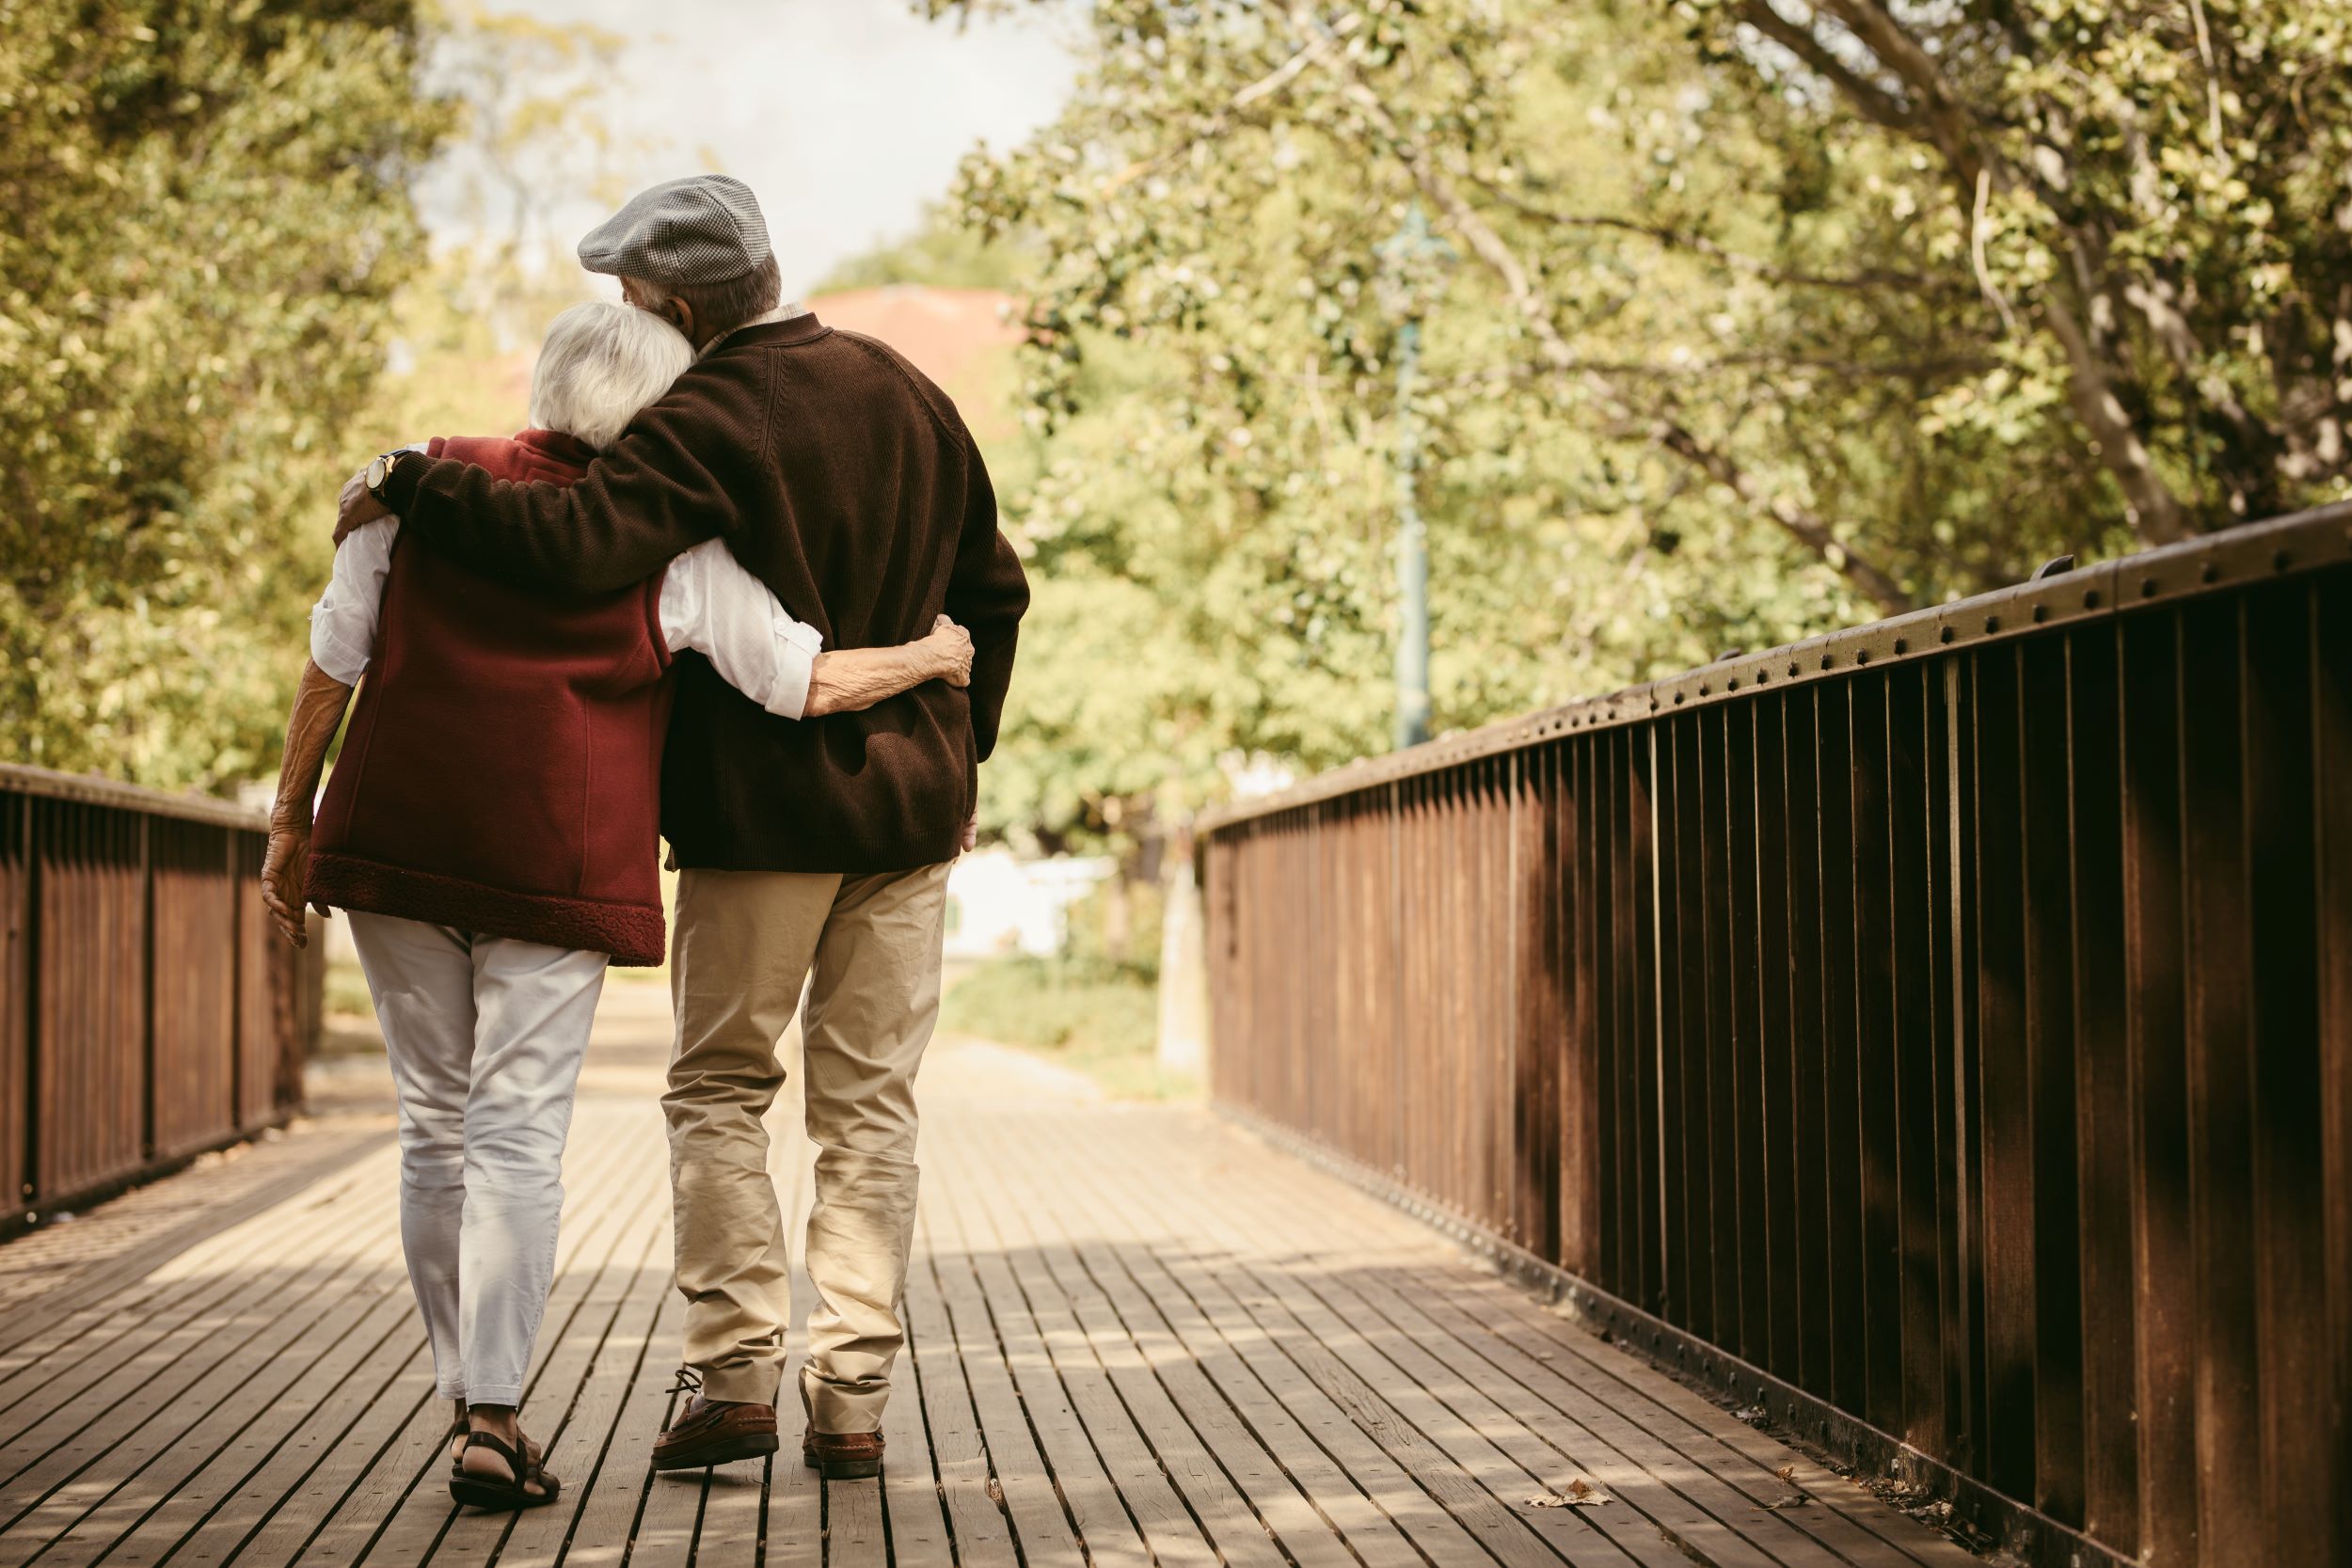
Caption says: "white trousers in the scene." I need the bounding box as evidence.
[346,912,607,1407]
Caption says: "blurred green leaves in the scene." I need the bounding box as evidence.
[0,0,445,788]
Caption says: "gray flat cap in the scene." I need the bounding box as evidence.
[577,175,771,287]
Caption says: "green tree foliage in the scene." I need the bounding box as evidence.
[1683,0,2352,539]
[0,1,447,788]
[919,0,2352,845]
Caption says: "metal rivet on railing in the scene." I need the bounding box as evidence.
[2084,589,2101,608]
[1727,677,1740,690]
[2274,549,2293,572]
[1940,626,1955,643]
[1820,653,1834,669]
[2032,605,2047,623]
[1787,662,1799,676]
[2141,577,2158,597]
[1698,684,1710,696]
[2201,562,2220,584]
[1854,648,1870,664]
[1984,614,2000,633]
[1893,638,1907,655]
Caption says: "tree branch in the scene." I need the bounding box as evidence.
[1471,178,1955,294]
[1311,37,1915,614]
[1730,0,1918,135]
[1722,0,2192,543]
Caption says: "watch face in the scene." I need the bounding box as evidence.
[364,453,389,491]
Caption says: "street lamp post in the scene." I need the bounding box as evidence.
[1391,313,1431,751]
[1377,204,1451,752]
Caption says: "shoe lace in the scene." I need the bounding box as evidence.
[667,1368,703,1397]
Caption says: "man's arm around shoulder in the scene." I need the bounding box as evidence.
[358,359,770,594]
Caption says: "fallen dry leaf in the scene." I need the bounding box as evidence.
[1526,1479,1611,1508]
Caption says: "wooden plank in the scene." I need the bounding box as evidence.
[2063,626,2137,1549]
[993,1123,1411,1568]
[764,1154,824,1568]
[906,1193,1086,1566]
[925,1132,1166,1568]
[977,1122,1350,1568]
[549,1285,691,1566]
[15,1204,412,1562]
[2177,599,2263,1568]
[875,1311,956,1568]
[2312,573,2352,1568]
[1406,1265,1981,1568]
[0,1127,391,1358]
[2120,610,2197,1566]
[898,1216,1014,1567]
[1332,1266,1820,1568]
[180,1340,437,1566]
[1031,1111,1510,1568]
[1210,1105,1979,1568]
[0,1182,401,1536]
[72,1264,427,1565]
[1064,1171,1491,1568]
[1076,1113,1620,1568]
[2238,580,2332,1565]
[0,1150,391,1443]
[1131,1124,1690,1568]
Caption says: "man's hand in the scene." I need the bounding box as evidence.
[262,819,312,948]
[336,468,391,545]
[961,811,978,854]
[923,614,975,688]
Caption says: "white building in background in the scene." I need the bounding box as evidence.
[944,849,1113,960]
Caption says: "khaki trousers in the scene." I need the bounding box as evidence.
[664,860,950,1432]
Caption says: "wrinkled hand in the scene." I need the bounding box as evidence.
[262,819,312,948]
[926,614,975,688]
[336,468,390,544]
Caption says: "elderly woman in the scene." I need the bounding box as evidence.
[259,302,970,1512]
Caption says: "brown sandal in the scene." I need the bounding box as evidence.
[449,1430,562,1512]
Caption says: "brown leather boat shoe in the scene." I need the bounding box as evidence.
[652,1393,779,1472]
[802,1426,884,1480]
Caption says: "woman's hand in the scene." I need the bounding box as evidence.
[262,818,312,948]
[924,615,975,688]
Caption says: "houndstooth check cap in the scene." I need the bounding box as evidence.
[577,175,771,288]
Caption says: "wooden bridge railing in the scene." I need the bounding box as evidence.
[0,765,322,1227]
[1200,504,2352,1568]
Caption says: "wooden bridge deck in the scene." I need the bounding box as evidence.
[0,985,1979,1568]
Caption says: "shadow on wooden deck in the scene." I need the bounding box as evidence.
[0,985,1980,1568]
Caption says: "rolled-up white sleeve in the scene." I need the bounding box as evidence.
[658,538,822,719]
[309,518,399,685]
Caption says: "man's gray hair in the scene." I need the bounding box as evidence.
[630,253,784,343]
[528,302,693,451]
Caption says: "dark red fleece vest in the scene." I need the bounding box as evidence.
[308,430,675,965]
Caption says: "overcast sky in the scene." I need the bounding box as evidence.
[421,0,1080,295]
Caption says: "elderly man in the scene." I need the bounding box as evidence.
[342,175,1027,1480]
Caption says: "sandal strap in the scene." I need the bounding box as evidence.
[463,1430,530,1480]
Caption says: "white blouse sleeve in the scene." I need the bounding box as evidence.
[657,539,822,719]
[308,518,400,685]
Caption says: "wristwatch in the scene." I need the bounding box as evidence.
[363,449,412,501]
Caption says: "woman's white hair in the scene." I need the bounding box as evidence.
[527,301,693,451]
